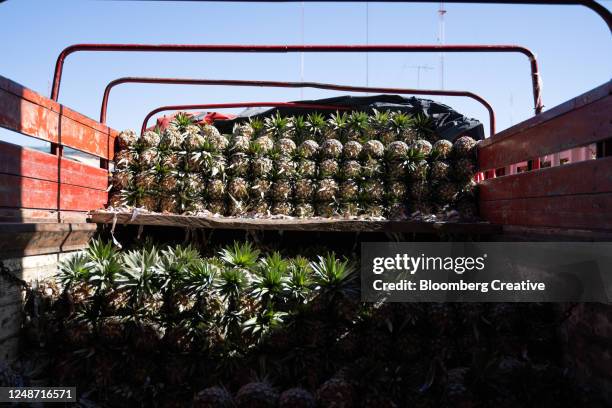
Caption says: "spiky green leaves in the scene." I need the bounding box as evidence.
[219,241,260,270]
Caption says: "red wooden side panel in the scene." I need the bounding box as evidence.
[479,157,612,201]
[0,140,108,190]
[478,82,611,171]
[0,174,107,212]
[480,194,612,231]
[0,75,118,160]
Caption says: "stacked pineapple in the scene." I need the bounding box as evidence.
[110,110,479,219]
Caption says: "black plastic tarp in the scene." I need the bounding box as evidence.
[213,94,484,142]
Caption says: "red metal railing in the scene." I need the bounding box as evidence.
[102,77,496,137]
[140,102,353,135]
[52,44,543,116]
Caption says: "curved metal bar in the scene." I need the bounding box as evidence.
[53,43,542,115]
[106,77,496,137]
[141,102,349,135]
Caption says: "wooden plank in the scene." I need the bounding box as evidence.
[478,86,612,171]
[479,157,612,201]
[0,74,117,160]
[0,174,107,211]
[480,193,612,230]
[499,225,612,242]
[0,140,108,190]
[0,208,89,224]
[89,210,501,235]
[0,223,96,257]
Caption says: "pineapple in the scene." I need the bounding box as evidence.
[315,201,336,218]
[160,125,183,151]
[250,144,273,179]
[228,153,250,178]
[345,111,371,141]
[250,178,272,201]
[340,160,362,181]
[453,158,477,182]
[433,139,453,159]
[227,177,249,202]
[387,180,407,202]
[116,129,138,151]
[160,196,180,213]
[111,168,132,190]
[140,129,161,150]
[201,122,222,139]
[235,382,279,408]
[230,133,251,153]
[159,151,180,171]
[411,139,433,156]
[134,171,156,191]
[194,386,234,408]
[208,133,229,153]
[139,193,159,211]
[387,201,407,220]
[430,160,450,181]
[114,148,138,170]
[227,197,248,217]
[297,139,320,159]
[361,139,385,160]
[253,134,275,154]
[319,159,339,179]
[316,378,354,407]
[389,111,416,143]
[294,178,315,202]
[273,155,296,180]
[320,139,343,159]
[407,159,429,182]
[360,179,385,202]
[410,181,430,209]
[207,200,227,215]
[296,158,317,179]
[339,201,360,218]
[362,202,385,218]
[295,202,315,218]
[370,109,395,144]
[315,178,338,202]
[436,181,459,205]
[183,125,206,151]
[271,201,293,216]
[271,179,292,202]
[452,135,478,159]
[339,180,359,202]
[386,141,409,161]
[325,111,349,141]
[249,199,270,216]
[207,178,226,200]
[343,140,362,160]
[361,157,384,179]
[234,118,263,140]
[276,137,297,156]
[279,388,316,408]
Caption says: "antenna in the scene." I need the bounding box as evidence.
[300,1,305,99]
[366,1,370,92]
[403,64,434,87]
[437,1,446,90]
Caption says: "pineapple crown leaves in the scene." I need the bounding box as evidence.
[57,252,91,290]
[85,239,122,291]
[216,267,248,302]
[159,244,201,284]
[291,115,309,142]
[242,308,288,337]
[286,257,313,302]
[327,111,349,133]
[248,117,266,138]
[389,111,415,134]
[117,246,161,307]
[264,112,291,139]
[369,109,391,129]
[310,253,357,294]
[412,113,435,138]
[306,112,327,138]
[219,241,260,269]
[185,259,220,296]
[173,112,195,131]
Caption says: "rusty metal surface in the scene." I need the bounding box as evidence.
[103,77,496,137]
[51,43,543,115]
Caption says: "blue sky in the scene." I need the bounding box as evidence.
[0,0,610,147]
